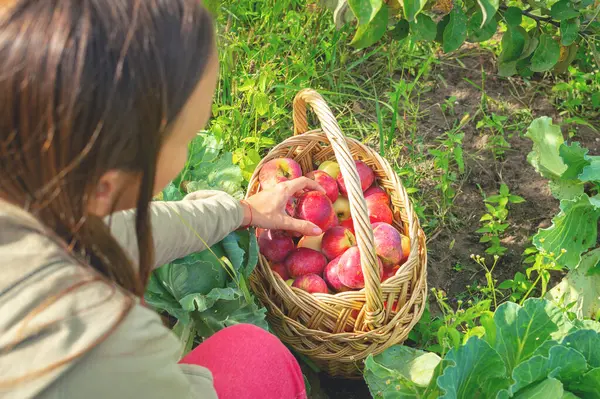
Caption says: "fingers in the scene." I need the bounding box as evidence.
[282,176,326,195]
[283,216,322,236]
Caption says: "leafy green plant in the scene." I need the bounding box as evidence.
[525,116,600,271]
[145,132,268,356]
[429,122,466,222]
[322,0,600,76]
[477,183,525,256]
[365,298,600,398]
[476,113,511,158]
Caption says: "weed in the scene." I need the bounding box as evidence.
[477,183,524,257]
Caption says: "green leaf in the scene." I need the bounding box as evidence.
[410,13,437,41]
[579,156,600,183]
[187,152,245,199]
[436,14,451,43]
[443,7,468,53]
[144,272,191,324]
[161,182,184,201]
[253,92,269,116]
[437,337,510,398]
[502,345,588,396]
[350,4,389,48]
[477,0,499,27]
[546,248,600,319]
[402,0,427,22]
[533,195,600,270]
[500,25,526,62]
[513,378,564,399]
[504,7,523,26]
[551,0,580,21]
[561,142,591,180]
[190,288,269,338]
[494,299,566,374]
[364,345,441,397]
[499,60,518,77]
[525,117,567,180]
[348,0,383,25]
[560,329,600,368]
[570,368,600,398]
[468,10,498,42]
[157,247,229,301]
[531,34,561,72]
[390,19,410,40]
[561,19,580,46]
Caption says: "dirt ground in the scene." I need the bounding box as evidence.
[309,50,599,398]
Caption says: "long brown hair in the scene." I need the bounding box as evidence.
[0,0,215,296]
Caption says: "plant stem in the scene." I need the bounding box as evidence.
[519,273,542,305]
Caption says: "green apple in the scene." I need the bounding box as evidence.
[333,196,351,221]
[318,160,340,179]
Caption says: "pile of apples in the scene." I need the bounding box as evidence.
[257,157,410,295]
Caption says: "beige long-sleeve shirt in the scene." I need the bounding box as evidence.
[0,191,244,398]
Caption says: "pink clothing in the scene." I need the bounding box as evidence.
[180,324,307,399]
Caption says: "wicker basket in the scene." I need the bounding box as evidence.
[247,89,427,378]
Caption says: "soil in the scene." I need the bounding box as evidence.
[309,49,599,398]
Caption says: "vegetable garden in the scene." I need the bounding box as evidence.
[147,0,600,397]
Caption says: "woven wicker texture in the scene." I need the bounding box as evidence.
[247,89,428,378]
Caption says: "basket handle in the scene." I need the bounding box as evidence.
[293,88,385,329]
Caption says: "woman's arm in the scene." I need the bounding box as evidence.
[108,190,244,269]
[109,178,326,269]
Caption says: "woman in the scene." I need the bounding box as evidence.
[0,1,322,398]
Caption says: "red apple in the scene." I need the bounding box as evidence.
[337,247,384,289]
[306,170,339,203]
[298,234,324,252]
[285,247,328,278]
[367,200,393,225]
[318,160,340,179]
[337,160,375,195]
[323,255,351,292]
[321,226,356,260]
[381,265,400,282]
[258,230,295,262]
[295,191,337,231]
[333,196,351,221]
[372,223,405,268]
[364,186,390,206]
[292,273,329,294]
[340,218,355,235]
[271,262,290,280]
[285,188,310,216]
[258,158,303,189]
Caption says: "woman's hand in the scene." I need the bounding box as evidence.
[241,177,326,236]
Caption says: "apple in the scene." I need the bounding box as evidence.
[372,223,405,268]
[337,247,384,289]
[337,160,375,195]
[298,234,324,252]
[292,274,329,294]
[295,191,337,231]
[285,247,328,278]
[271,262,290,280]
[285,188,310,216]
[306,170,339,203]
[321,226,356,260]
[259,157,303,189]
[340,218,355,235]
[364,186,390,206]
[367,200,394,225]
[323,255,351,292]
[318,160,340,179]
[258,230,295,262]
[399,234,410,265]
[381,265,400,282]
[333,196,351,221]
